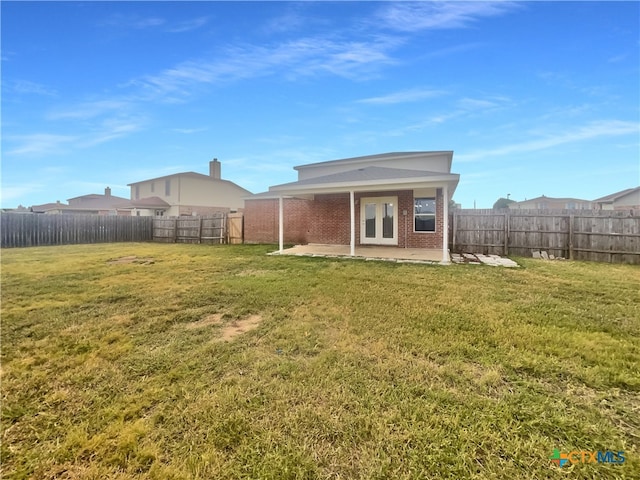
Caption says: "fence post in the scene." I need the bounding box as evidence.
[173,217,178,243]
[452,210,457,253]
[568,214,574,260]
[503,211,509,256]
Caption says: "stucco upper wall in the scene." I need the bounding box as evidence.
[131,175,250,211]
[295,152,453,181]
[614,189,640,209]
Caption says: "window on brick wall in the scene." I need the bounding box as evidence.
[414,197,436,232]
[165,179,171,196]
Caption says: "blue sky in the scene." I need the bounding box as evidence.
[2,1,639,208]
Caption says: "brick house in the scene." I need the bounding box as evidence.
[244,152,460,262]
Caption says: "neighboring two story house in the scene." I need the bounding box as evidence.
[125,159,252,217]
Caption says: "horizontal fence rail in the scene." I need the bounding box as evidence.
[450,209,640,264]
[1,213,154,248]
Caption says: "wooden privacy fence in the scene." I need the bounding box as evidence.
[153,213,244,244]
[1,213,153,248]
[451,209,640,264]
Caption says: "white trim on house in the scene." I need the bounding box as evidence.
[349,190,355,256]
[442,184,449,264]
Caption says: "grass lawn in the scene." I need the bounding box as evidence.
[1,243,639,479]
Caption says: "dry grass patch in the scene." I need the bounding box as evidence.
[185,313,264,341]
[106,255,155,265]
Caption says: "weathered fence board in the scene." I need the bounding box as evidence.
[1,213,154,248]
[2,212,244,248]
[228,213,244,244]
[152,214,228,244]
[451,209,640,264]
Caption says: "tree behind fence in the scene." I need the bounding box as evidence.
[1,213,154,248]
[450,209,640,264]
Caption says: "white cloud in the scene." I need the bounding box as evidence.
[80,116,145,147]
[101,14,166,30]
[0,184,44,204]
[377,1,520,32]
[357,88,447,105]
[10,80,57,96]
[167,17,209,33]
[172,127,208,134]
[129,35,400,99]
[5,117,145,156]
[262,10,306,34]
[4,133,78,156]
[456,120,640,162]
[457,97,501,110]
[47,100,131,120]
[608,53,628,63]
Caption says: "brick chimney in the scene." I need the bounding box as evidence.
[209,158,221,179]
[105,186,111,197]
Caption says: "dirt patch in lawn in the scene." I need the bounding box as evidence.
[107,256,155,265]
[187,313,263,341]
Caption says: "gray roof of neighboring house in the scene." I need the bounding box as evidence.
[128,172,212,185]
[67,194,130,210]
[593,187,640,203]
[271,166,457,191]
[30,202,68,212]
[117,196,171,209]
[127,172,252,194]
[511,195,592,204]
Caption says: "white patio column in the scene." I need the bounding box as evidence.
[349,190,355,256]
[442,184,450,264]
[278,196,284,253]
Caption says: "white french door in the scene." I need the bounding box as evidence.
[360,196,398,245]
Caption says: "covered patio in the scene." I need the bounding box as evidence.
[271,244,445,263]
[244,152,460,264]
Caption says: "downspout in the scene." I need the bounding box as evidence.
[349,190,355,256]
[442,184,450,264]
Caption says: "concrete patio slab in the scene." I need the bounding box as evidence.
[270,244,444,264]
[451,252,519,267]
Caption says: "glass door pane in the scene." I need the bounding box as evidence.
[365,203,376,238]
[382,202,394,238]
